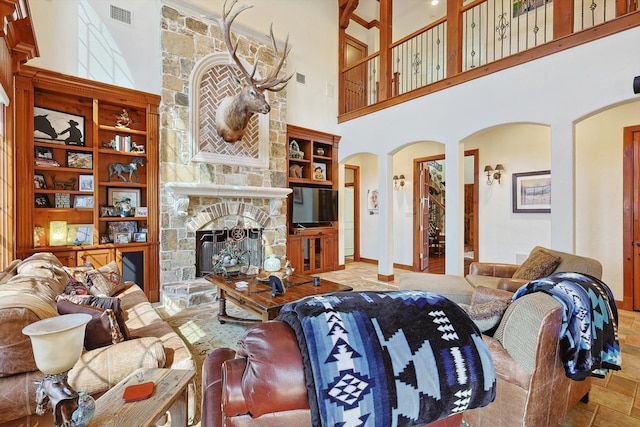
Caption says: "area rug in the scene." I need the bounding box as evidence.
[157,272,399,426]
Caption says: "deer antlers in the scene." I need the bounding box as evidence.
[220,0,293,92]
[215,0,293,142]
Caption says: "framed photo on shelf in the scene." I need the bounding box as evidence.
[133,232,147,243]
[135,207,148,217]
[100,206,118,217]
[108,221,138,243]
[55,193,71,208]
[34,194,51,208]
[66,151,93,169]
[66,224,94,246]
[34,174,47,189]
[107,187,141,208]
[35,147,54,160]
[114,233,130,244]
[73,195,94,208]
[34,106,85,146]
[79,174,94,192]
[313,162,326,180]
[512,170,551,213]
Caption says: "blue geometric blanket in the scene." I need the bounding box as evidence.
[276,291,496,427]
[512,272,622,380]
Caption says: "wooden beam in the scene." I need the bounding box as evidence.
[339,0,359,29]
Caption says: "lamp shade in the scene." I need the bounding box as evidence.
[22,313,91,374]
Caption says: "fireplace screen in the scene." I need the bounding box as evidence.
[196,227,263,277]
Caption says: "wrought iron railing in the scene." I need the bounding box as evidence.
[340,0,638,118]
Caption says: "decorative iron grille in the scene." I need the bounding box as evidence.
[195,227,263,277]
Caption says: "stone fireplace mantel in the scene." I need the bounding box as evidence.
[165,182,292,216]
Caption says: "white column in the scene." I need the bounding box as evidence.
[378,154,395,277]
[550,121,575,252]
[444,141,465,275]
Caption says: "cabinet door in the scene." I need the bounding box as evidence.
[54,251,80,267]
[77,248,114,267]
[287,235,304,274]
[321,234,336,271]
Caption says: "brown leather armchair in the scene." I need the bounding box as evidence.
[459,286,591,426]
[201,321,464,427]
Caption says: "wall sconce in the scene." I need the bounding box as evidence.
[484,164,504,185]
[393,174,406,190]
[49,221,68,246]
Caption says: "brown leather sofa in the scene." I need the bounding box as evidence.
[201,321,464,427]
[0,253,196,426]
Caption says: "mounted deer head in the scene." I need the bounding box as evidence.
[216,0,293,143]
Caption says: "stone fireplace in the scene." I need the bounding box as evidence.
[159,5,291,305]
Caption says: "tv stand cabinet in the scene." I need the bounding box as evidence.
[286,125,340,273]
[288,228,337,274]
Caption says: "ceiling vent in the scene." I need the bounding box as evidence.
[110,5,133,26]
[295,72,306,85]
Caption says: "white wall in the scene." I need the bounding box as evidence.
[576,102,640,293]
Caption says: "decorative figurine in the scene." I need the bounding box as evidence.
[108,158,144,183]
[115,109,131,128]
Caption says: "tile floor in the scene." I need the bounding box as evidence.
[318,262,640,427]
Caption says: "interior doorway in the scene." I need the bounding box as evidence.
[623,125,640,310]
[344,165,360,263]
[413,150,478,272]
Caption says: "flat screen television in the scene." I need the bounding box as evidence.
[291,187,338,224]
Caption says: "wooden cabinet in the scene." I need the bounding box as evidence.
[287,124,339,186]
[286,125,340,273]
[287,230,337,275]
[14,66,161,301]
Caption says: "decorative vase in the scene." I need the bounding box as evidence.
[118,201,132,217]
[316,148,324,156]
[263,254,281,272]
[71,390,95,427]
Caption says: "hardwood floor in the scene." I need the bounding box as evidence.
[324,261,640,426]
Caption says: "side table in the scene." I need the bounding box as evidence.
[89,368,195,427]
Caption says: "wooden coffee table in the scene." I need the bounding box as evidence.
[205,273,352,324]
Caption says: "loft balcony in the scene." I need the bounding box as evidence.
[338,0,640,122]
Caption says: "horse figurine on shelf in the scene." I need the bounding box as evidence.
[108,157,144,183]
[35,373,79,427]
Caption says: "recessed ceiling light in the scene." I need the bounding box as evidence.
[431,0,439,5]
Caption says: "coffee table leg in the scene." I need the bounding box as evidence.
[218,290,228,324]
[168,388,188,427]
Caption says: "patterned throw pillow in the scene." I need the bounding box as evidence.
[512,249,562,280]
[85,261,126,297]
[57,299,125,350]
[57,294,130,340]
[459,299,510,333]
[63,264,95,286]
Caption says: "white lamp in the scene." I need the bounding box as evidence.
[49,221,68,247]
[22,313,92,426]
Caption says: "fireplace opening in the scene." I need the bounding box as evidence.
[195,227,263,277]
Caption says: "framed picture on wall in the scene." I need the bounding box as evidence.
[512,170,551,213]
[34,106,85,146]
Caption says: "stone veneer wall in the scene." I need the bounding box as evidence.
[159,5,289,285]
